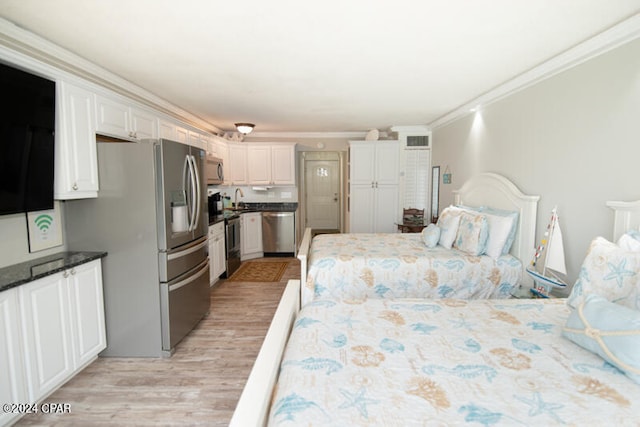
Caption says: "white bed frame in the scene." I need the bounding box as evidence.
[297,172,540,298]
[230,198,640,427]
[607,199,640,241]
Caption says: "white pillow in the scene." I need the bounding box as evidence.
[436,206,462,248]
[422,224,440,248]
[618,230,640,252]
[482,212,516,259]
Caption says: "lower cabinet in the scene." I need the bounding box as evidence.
[208,222,226,284]
[0,259,106,425]
[0,288,27,427]
[241,212,263,260]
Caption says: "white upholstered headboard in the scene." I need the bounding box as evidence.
[606,200,640,241]
[453,173,540,263]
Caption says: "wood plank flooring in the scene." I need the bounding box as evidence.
[15,257,299,427]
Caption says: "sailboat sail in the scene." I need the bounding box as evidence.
[527,207,567,290]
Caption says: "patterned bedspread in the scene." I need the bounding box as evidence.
[268,298,640,426]
[303,233,522,306]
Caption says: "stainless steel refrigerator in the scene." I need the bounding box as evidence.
[65,138,210,357]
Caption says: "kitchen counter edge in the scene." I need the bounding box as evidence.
[0,251,108,293]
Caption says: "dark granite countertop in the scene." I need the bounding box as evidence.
[0,251,107,293]
[243,202,298,212]
[208,203,297,225]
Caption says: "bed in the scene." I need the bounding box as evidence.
[297,173,540,305]
[230,199,640,426]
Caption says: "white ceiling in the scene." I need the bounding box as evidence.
[1,1,639,134]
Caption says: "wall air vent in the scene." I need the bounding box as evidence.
[406,135,430,149]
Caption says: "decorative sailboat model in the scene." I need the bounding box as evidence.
[526,207,567,297]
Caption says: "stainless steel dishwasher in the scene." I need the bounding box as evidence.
[262,211,295,255]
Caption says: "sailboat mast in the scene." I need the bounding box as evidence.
[541,207,557,277]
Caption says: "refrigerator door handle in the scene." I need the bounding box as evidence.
[166,237,208,261]
[168,260,209,292]
[190,154,202,232]
[186,155,197,231]
[181,154,193,232]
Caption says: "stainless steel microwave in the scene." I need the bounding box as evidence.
[206,156,224,184]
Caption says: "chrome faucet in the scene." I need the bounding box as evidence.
[234,187,244,208]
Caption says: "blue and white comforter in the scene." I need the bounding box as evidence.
[303,233,522,306]
[268,298,640,426]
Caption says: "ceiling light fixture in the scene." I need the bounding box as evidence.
[235,123,255,134]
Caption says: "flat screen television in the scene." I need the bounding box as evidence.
[0,62,56,215]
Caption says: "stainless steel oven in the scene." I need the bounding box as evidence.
[224,216,241,278]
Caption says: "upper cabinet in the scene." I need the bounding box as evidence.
[55,80,99,199]
[246,142,297,186]
[227,143,248,185]
[95,93,158,141]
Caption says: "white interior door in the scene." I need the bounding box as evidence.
[305,159,340,230]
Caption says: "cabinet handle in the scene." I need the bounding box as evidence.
[70,268,76,275]
[72,183,78,190]
[63,271,69,278]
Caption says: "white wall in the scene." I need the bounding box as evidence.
[0,208,67,268]
[433,38,640,285]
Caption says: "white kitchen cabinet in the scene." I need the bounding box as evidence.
[271,143,297,185]
[349,140,400,233]
[0,288,27,427]
[19,272,74,402]
[159,119,177,140]
[55,80,99,199]
[241,212,263,260]
[227,143,248,185]
[246,143,296,186]
[95,93,158,141]
[246,144,272,185]
[67,261,107,368]
[18,260,106,403]
[130,107,158,140]
[207,140,218,158]
[189,130,209,150]
[208,222,226,285]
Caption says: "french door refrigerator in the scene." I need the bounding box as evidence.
[65,139,210,357]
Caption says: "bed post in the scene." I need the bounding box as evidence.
[606,200,640,241]
[297,227,313,303]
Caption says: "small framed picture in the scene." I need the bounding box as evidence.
[27,201,63,252]
[443,173,451,184]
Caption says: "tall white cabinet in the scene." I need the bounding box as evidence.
[348,140,400,233]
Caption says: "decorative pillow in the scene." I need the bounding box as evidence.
[421,224,440,248]
[453,212,489,256]
[436,206,462,249]
[563,294,640,384]
[567,237,640,310]
[618,230,640,252]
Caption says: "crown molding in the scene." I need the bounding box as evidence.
[389,125,431,134]
[0,18,221,134]
[429,13,640,130]
[249,131,367,139]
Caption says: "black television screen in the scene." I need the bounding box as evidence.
[0,62,55,215]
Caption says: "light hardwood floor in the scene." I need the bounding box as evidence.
[15,257,299,427]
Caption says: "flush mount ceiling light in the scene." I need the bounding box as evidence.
[235,123,255,134]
